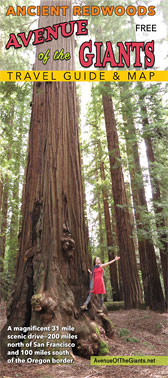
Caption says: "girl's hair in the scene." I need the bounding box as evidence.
[93,257,96,266]
[93,256,100,266]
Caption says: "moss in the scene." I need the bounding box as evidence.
[119,328,130,337]
[105,301,124,311]
[156,323,162,330]
[124,336,139,343]
[107,318,113,327]
[99,340,109,355]
[142,341,150,346]
[95,327,100,337]
[118,328,139,343]
[143,314,151,319]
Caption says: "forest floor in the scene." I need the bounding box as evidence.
[0,302,167,378]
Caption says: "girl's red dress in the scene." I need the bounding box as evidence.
[91,265,106,294]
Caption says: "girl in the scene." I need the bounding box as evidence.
[81,256,120,312]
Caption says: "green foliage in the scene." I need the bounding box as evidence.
[135,83,168,250]
[0,81,32,296]
[95,327,100,337]
[118,328,139,343]
[0,270,14,300]
[156,323,162,330]
[119,328,130,337]
[125,336,140,343]
[105,301,124,311]
[1,0,37,70]
[99,340,109,355]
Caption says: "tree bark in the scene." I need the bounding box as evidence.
[111,205,124,300]
[138,82,167,305]
[120,83,165,311]
[8,95,25,280]
[0,177,8,273]
[0,178,3,214]
[98,142,120,301]
[0,177,3,271]
[102,83,142,309]
[0,106,14,272]
[97,179,108,301]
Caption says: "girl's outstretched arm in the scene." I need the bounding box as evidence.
[101,256,120,268]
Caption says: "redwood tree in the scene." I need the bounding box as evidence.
[98,141,120,301]
[1,0,112,360]
[137,82,167,305]
[119,83,165,311]
[0,104,14,273]
[102,83,142,309]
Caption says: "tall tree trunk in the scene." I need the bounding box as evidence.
[0,178,3,214]
[8,178,20,283]
[0,177,3,271]
[1,0,113,360]
[120,83,165,311]
[80,145,90,253]
[0,177,8,273]
[0,106,14,272]
[102,83,142,309]
[97,195,104,264]
[98,141,120,301]
[111,205,124,300]
[8,98,25,281]
[138,82,167,305]
[97,183,108,301]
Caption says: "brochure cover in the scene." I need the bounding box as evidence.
[0,1,167,377]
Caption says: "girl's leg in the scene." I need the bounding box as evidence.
[85,291,93,306]
[80,291,93,310]
[98,294,103,309]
